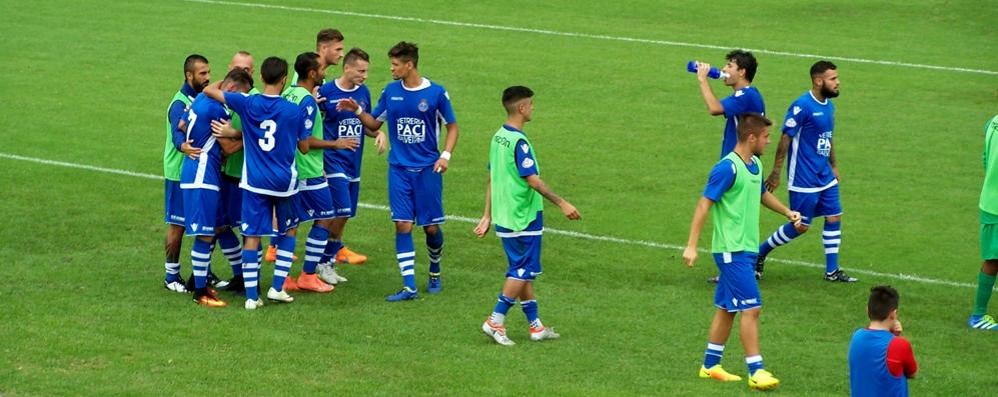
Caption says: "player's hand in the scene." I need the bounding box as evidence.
[891,320,903,336]
[696,61,710,83]
[473,216,491,238]
[210,120,241,139]
[180,140,202,160]
[336,97,359,112]
[312,86,327,106]
[786,211,802,226]
[177,118,187,133]
[334,138,360,151]
[559,201,581,220]
[373,131,387,154]
[434,158,449,174]
[765,172,781,192]
[683,246,698,267]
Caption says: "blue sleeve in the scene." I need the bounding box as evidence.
[372,89,388,121]
[438,88,457,124]
[300,96,317,140]
[782,100,807,137]
[703,160,736,202]
[168,100,188,150]
[224,92,249,116]
[721,91,748,119]
[514,139,538,177]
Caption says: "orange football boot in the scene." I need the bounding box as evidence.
[336,246,368,265]
[297,273,334,293]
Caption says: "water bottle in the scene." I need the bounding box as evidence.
[687,60,729,79]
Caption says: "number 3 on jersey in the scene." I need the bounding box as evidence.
[259,119,276,151]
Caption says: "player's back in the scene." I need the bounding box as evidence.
[225,92,303,197]
[319,80,370,178]
[180,93,229,189]
[784,91,837,192]
[374,78,456,168]
[848,328,909,397]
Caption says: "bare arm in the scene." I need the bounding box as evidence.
[306,136,359,151]
[695,62,724,116]
[336,98,384,131]
[203,81,225,103]
[365,128,387,154]
[683,197,714,267]
[765,134,792,192]
[433,123,460,173]
[526,175,580,220]
[217,138,243,155]
[762,191,803,225]
[473,179,492,237]
[297,139,310,154]
[829,140,840,181]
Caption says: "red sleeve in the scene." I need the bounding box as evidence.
[886,336,918,378]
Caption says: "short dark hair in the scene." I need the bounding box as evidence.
[260,56,288,85]
[294,52,321,82]
[343,47,370,66]
[235,50,252,57]
[388,41,419,68]
[726,49,758,82]
[810,60,837,78]
[184,54,208,76]
[735,112,772,141]
[867,285,899,321]
[502,86,534,113]
[316,28,344,45]
[223,68,254,90]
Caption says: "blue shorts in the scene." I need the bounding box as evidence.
[327,175,360,219]
[219,175,242,228]
[388,165,444,226]
[240,190,298,237]
[295,177,336,222]
[497,212,544,281]
[713,251,762,312]
[182,188,221,236]
[789,184,842,226]
[164,179,185,226]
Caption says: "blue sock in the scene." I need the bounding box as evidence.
[395,232,416,290]
[164,262,181,282]
[426,228,443,276]
[272,235,296,292]
[324,238,343,269]
[823,221,841,273]
[216,229,242,277]
[303,226,329,274]
[489,294,516,325]
[270,235,283,249]
[759,222,801,257]
[746,355,764,375]
[191,239,213,290]
[704,343,724,368]
[242,249,260,301]
[521,299,542,329]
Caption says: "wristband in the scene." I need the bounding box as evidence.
[439,151,452,161]
[354,105,363,116]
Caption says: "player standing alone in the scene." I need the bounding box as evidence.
[849,285,917,396]
[968,113,998,330]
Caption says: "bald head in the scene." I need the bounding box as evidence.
[229,51,254,75]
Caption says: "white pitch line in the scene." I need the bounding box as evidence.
[182,0,998,76]
[2,151,988,291]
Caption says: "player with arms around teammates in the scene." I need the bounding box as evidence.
[179,69,254,307]
[474,86,580,346]
[316,47,387,285]
[204,57,310,310]
[756,60,857,283]
[337,41,459,302]
[683,113,800,391]
[968,113,998,330]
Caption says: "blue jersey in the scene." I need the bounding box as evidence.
[719,86,765,158]
[783,91,837,192]
[319,80,371,180]
[224,92,309,197]
[180,93,230,190]
[372,78,457,168]
[848,329,910,397]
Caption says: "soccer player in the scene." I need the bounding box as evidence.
[849,286,917,396]
[289,28,344,86]
[683,113,799,391]
[282,52,360,293]
[755,60,858,282]
[692,50,765,284]
[337,41,459,301]
[316,48,387,284]
[473,86,580,346]
[162,54,210,293]
[203,56,310,310]
[180,69,254,307]
[969,113,998,330]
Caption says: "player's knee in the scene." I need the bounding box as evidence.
[395,222,413,234]
[743,307,762,318]
[794,223,810,234]
[826,215,842,223]
[424,224,440,236]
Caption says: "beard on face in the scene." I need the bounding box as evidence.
[821,84,839,98]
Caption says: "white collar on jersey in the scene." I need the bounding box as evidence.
[334,78,362,93]
[809,90,828,105]
[401,77,431,92]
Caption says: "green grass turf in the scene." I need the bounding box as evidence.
[1,0,997,395]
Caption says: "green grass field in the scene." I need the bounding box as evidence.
[2,0,997,395]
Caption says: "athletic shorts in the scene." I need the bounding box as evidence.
[713,251,762,312]
[219,175,242,227]
[164,179,185,225]
[295,177,335,222]
[982,210,998,260]
[496,212,544,281]
[327,175,360,219]
[789,184,842,226]
[182,187,221,236]
[388,165,444,226]
[240,190,298,237]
